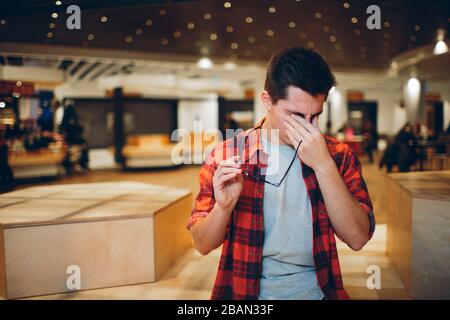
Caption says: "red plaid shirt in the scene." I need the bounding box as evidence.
[187,118,375,300]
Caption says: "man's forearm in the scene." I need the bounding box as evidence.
[190,203,233,255]
[314,160,370,251]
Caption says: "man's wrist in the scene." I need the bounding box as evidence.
[313,157,337,177]
[214,201,234,216]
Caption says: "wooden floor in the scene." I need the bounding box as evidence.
[11,154,410,300]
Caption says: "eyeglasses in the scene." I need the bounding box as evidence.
[238,120,302,187]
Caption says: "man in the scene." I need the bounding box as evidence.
[187,47,375,300]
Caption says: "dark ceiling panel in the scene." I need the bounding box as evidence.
[0,0,448,69]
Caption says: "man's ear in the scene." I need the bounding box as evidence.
[261,90,273,112]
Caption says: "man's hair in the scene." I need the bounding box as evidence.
[264,47,336,103]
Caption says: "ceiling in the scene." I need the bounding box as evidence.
[0,0,449,70]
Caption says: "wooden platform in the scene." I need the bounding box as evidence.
[0,181,192,299]
[385,171,450,299]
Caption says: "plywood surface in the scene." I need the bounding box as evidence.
[388,170,450,201]
[0,182,191,228]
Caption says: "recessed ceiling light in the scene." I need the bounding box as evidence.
[51,12,58,19]
[49,22,55,29]
[414,25,420,31]
[299,32,306,39]
[226,26,234,32]
[384,21,390,28]
[245,17,253,23]
[210,33,217,40]
[204,13,212,20]
[230,42,238,50]
[100,16,108,23]
[315,12,322,19]
[161,38,169,45]
[268,6,276,13]
[0,102,5,108]
[146,19,152,26]
[248,36,255,43]
[159,9,166,16]
[55,1,62,6]
[289,21,296,28]
[47,32,54,38]
[125,36,133,43]
[87,34,94,40]
[266,29,274,37]
[343,2,350,9]
[187,22,195,30]
[329,35,336,42]
[174,31,181,38]
[136,28,143,35]
[0,20,6,25]
[323,25,330,32]
[351,17,358,24]
[224,2,231,8]
[16,80,23,87]
[307,41,315,48]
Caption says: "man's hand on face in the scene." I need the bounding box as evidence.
[284,114,334,172]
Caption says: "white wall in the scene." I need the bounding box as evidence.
[177,97,219,131]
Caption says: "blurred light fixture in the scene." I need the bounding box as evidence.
[351,17,358,24]
[161,38,169,45]
[226,26,234,32]
[269,6,276,13]
[0,102,5,108]
[100,16,108,23]
[266,29,274,37]
[224,2,231,8]
[187,22,195,30]
[204,13,212,20]
[315,12,322,19]
[198,57,213,69]
[51,12,58,18]
[0,20,6,25]
[47,32,54,38]
[210,33,217,40]
[289,21,296,28]
[159,9,166,16]
[231,42,238,49]
[343,2,350,9]
[174,31,181,38]
[433,28,448,55]
[49,22,55,28]
[146,19,152,26]
[55,1,62,5]
[245,17,253,23]
[87,34,94,40]
[16,81,22,86]
[125,36,133,43]
[135,28,143,35]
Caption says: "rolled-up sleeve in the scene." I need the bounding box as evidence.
[186,151,217,230]
[341,147,376,239]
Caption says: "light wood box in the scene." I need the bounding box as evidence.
[0,181,192,299]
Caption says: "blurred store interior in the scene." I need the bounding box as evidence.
[0,0,449,300]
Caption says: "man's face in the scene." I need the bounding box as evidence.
[262,86,325,145]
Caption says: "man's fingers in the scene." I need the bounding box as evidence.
[218,155,240,168]
[291,114,316,132]
[285,116,310,139]
[285,120,304,143]
[220,167,242,175]
[312,116,320,131]
[220,172,239,184]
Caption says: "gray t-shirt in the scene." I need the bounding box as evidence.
[258,134,324,300]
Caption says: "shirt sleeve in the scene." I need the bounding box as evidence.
[341,147,376,239]
[186,150,218,230]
